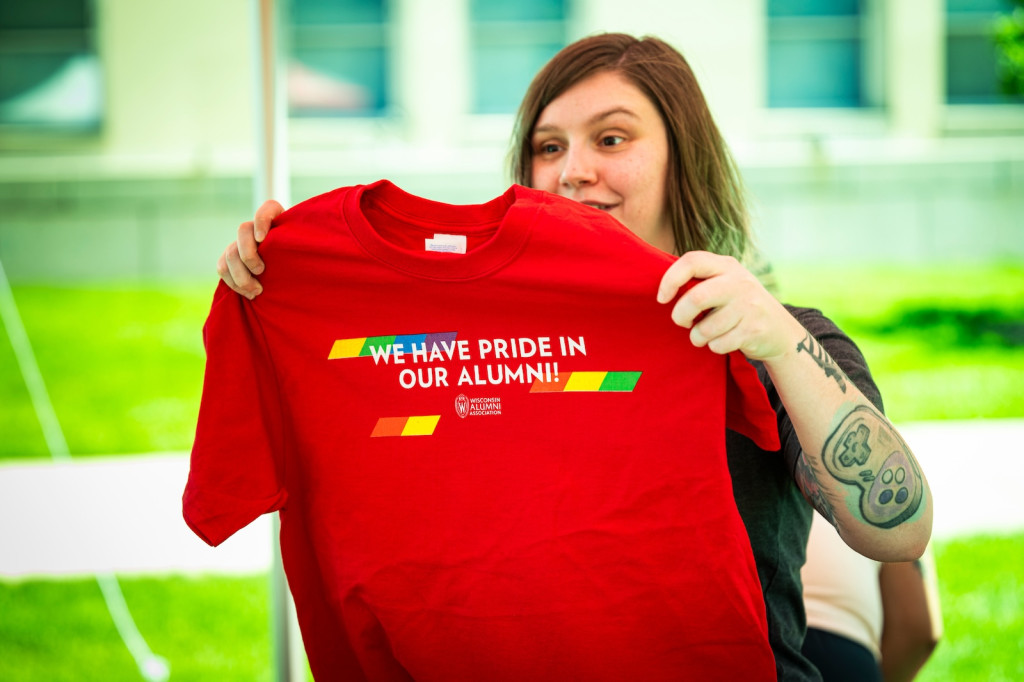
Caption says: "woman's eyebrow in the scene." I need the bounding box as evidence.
[533,107,639,135]
[587,107,640,125]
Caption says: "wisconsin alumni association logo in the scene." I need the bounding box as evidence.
[455,393,501,418]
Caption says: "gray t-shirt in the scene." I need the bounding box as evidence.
[727,305,883,682]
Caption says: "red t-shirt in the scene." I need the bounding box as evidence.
[184,180,780,681]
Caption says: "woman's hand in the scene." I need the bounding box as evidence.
[660,252,932,562]
[656,250,802,361]
[215,199,285,299]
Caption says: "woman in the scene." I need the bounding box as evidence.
[801,511,942,681]
[217,33,933,681]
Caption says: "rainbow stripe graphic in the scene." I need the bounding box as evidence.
[531,371,642,393]
[371,416,441,437]
[329,332,458,359]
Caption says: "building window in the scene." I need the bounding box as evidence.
[766,0,867,108]
[288,0,390,117]
[946,0,1023,103]
[0,0,102,131]
[469,0,568,114]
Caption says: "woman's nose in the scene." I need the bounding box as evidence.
[559,148,597,188]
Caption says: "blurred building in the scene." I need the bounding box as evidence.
[1,0,1022,280]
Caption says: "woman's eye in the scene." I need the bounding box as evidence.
[539,143,561,154]
[600,135,625,147]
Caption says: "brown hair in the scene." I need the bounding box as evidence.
[510,33,751,259]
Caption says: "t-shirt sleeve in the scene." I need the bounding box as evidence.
[182,282,288,547]
[773,306,884,476]
[725,350,782,452]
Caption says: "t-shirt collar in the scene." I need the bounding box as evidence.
[344,179,539,280]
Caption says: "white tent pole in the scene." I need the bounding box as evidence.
[251,1,299,681]
[254,0,292,208]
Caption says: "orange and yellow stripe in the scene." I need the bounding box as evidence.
[370,415,441,437]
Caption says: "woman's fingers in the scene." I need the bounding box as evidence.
[219,242,263,299]
[254,199,285,241]
[659,251,794,359]
[215,200,283,300]
[237,220,264,275]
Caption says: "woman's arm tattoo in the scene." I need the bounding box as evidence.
[821,405,925,529]
[796,332,847,393]
[794,450,837,526]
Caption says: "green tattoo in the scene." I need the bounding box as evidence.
[822,405,924,529]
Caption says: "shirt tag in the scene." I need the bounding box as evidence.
[425,233,467,254]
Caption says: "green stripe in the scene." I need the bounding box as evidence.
[600,371,642,392]
[361,335,397,356]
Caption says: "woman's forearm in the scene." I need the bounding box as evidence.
[763,320,933,562]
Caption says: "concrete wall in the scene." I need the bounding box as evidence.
[3,139,1020,282]
[1,0,1022,281]
[0,176,251,282]
[745,139,1024,265]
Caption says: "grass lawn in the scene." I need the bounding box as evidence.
[917,533,1024,682]
[2,263,1022,460]
[0,264,1021,678]
[1,533,1020,681]
[0,282,213,458]
[774,262,1024,422]
[0,575,274,682]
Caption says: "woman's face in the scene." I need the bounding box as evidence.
[529,70,674,254]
